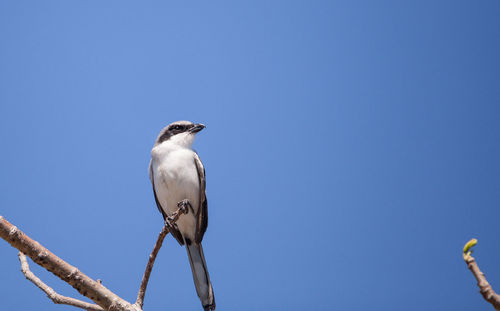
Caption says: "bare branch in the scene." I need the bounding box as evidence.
[1,205,187,311]
[135,225,169,309]
[463,239,500,311]
[0,215,138,311]
[18,252,103,311]
[135,204,188,309]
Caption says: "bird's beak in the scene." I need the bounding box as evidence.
[190,123,205,133]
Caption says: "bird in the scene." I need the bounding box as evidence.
[149,120,215,311]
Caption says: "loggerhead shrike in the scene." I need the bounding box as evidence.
[149,121,215,311]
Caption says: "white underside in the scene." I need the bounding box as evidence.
[150,133,200,241]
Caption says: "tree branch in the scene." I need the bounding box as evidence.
[18,252,103,311]
[135,204,189,309]
[1,206,187,311]
[463,239,500,311]
[0,215,137,311]
[135,225,169,309]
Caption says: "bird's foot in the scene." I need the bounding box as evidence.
[177,199,192,214]
[164,200,191,228]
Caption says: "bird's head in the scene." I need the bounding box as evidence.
[155,121,205,148]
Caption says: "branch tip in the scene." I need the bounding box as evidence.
[463,238,478,261]
[462,238,500,310]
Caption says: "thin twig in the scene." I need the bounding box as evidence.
[18,252,103,311]
[134,225,169,309]
[135,205,188,309]
[463,239,500,311]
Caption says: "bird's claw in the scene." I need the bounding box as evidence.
[164,200,190,228]
[177,199,191,214]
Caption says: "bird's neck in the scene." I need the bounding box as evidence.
[152,135,194,160]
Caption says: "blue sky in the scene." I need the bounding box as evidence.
[1,1,499,310]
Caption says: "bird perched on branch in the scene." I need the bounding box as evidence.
[149,121,215,311]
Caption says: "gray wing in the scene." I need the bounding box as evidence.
[193,152,208,244]
[149,160,185,245]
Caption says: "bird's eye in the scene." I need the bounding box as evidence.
[172,125,182,131]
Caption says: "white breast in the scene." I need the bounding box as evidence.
[151,143,200,241]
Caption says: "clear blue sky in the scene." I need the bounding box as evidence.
[1,1,499,310]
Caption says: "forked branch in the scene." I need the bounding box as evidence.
[0,205,187,311]
[0,215,136,311]
[18,252,103,311]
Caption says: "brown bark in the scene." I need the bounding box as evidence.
[135,225,169,308]
[18,252,104,311]
[0,210,186,311]
[135,204,187,308]
[0,215,138,311]
[463,239,500,311]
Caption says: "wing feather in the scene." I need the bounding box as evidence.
[193,152,208,243]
